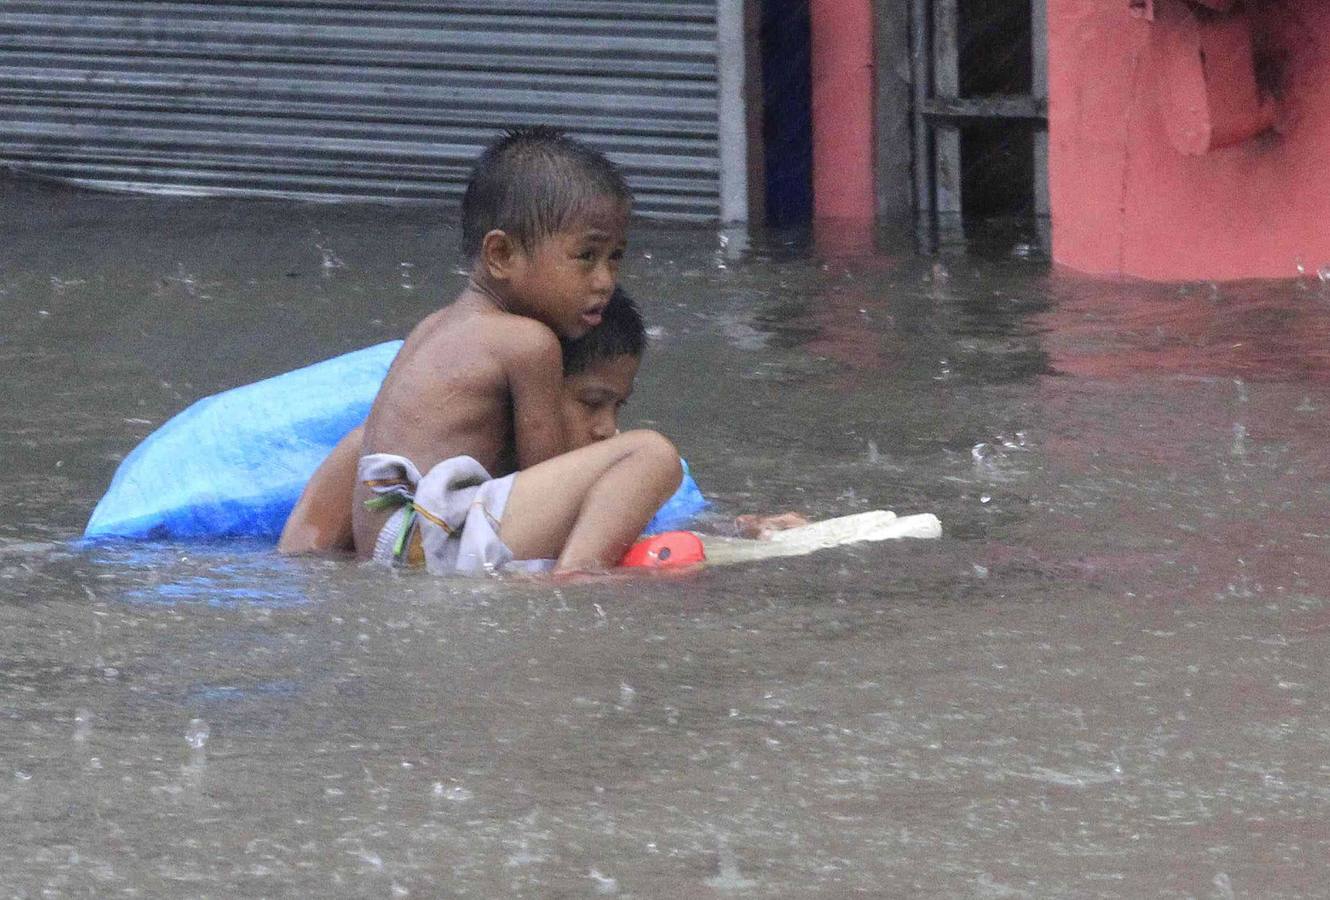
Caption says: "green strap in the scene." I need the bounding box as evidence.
[363,491,417,563]
[392,506,417,561]
[363,494,403,512]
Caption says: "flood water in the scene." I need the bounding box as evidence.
[3,178,1330,897]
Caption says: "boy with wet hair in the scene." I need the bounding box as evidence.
[351,127,680,574]
[461,125,633,263]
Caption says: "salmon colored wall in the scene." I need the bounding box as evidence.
[1049,0,1330,281]
[809,0,875,223]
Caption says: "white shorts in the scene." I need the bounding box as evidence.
[359,453,552,576]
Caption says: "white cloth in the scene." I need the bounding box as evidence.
[359,453,528,576]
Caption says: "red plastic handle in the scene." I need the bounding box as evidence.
[619,531,706,569]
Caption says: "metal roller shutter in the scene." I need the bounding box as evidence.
[0,1,726,221]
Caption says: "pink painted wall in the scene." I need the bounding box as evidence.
[1049,0,1330,281]
[809,0,875,223]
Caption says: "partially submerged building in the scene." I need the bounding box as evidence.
[2,1,1324,280]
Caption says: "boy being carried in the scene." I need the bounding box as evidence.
[352,127,680,574]
[281,287,655,557]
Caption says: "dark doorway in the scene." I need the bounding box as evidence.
[759,0,813,227]
[958,0,1037,220]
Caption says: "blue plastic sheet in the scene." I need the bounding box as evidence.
[643,459,707,535]
[85,341,404,540]
[85,341,706,542]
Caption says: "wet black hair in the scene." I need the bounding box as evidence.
[461,125,632,260]
[561,286,646,376]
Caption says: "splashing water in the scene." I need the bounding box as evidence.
[185,718,210,751]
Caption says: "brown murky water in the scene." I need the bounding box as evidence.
[3,178,1330,897]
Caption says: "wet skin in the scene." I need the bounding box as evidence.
[560,353,638,446]
[352,198,636,558]
[277,353,641,556]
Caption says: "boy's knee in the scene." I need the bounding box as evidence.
[621,429,680,471]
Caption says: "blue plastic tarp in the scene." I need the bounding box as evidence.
[85,341,705,542]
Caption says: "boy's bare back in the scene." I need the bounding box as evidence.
[351,288,566,554]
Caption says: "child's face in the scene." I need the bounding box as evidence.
[508,198,629,339]
[561,353,640,448]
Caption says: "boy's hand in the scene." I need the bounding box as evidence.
[735,512,811,540]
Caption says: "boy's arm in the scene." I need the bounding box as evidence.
[504,322,570,469]
[278,425,363,555]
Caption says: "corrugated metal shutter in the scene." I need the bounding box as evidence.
[0,1,723,221]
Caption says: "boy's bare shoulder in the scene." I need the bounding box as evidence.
[415,302,558,348]
[448,309,563,372]
[388,302,560,393]
[497,313,562,355]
